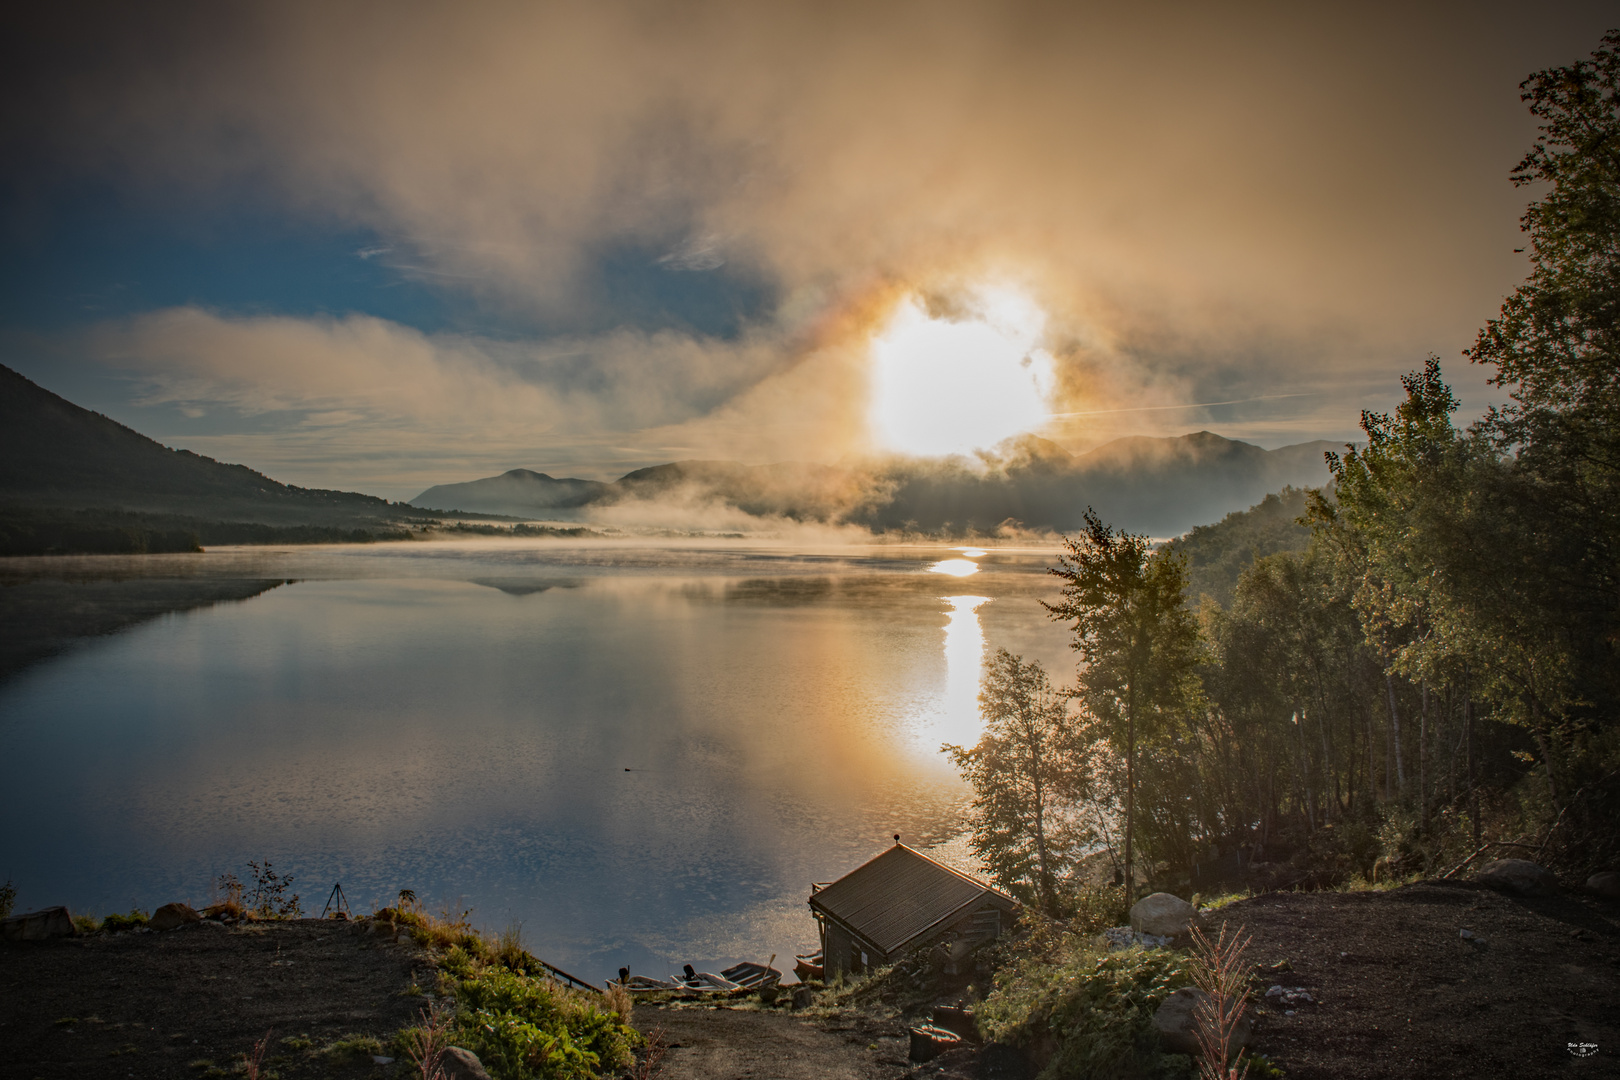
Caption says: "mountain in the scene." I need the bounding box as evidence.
[853,432,1339,536]
[413,469,608,517]
[420,431,1342,536]
[0,363,398,525]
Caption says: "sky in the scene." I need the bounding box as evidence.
[2,1,1615,500]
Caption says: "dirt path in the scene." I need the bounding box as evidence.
[632,1003,911,1080]
[0,919,429,1079]
[1208,880,1620,1079]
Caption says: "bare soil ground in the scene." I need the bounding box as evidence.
[0,919,431,1080]
[632,1002,912,1080]
[6,882,1616,1080]
[1205,880,1620,1080]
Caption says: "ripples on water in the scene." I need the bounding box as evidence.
[0,539,1070,980]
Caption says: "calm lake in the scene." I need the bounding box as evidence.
[0,539,1073,982]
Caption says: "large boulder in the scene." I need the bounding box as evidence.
[1130,893,1203,938]
[1,906,76,942]
[1153,987,1252,1056]
[149,902,201,931]
[438,1047,492,1080]
[1585,871,1620,900]
[1475,858,1557,895]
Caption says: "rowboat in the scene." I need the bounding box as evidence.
[794,950,824,982]
[719,958,782,990]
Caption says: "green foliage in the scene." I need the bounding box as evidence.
[1056,881,1130,936]
[947,650,1096,915]
[1167,487,1314,610]
[449,966,639,1080]
[0,878,14,919]
[1046,509,1204,891]
[978,936,1191,1080]
[101,908,148,932]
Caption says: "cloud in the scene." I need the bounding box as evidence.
[8,0,1609,480]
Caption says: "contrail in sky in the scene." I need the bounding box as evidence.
[1050,393,1321,418]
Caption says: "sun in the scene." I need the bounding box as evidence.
[869,286,1055,457]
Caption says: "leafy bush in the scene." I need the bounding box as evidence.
[978,935,1191,1080]
[101,908,148,933]
[0,879,15,919]
[1059,881,1130,935]
[450,966,639,1080]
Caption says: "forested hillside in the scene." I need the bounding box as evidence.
[1166,487,1314,608]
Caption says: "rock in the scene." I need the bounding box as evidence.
[790,985,816,1010]
[1475,858,1557,895]
[438,1047,492,1080]
[909,1025,963,1062]
[149,903,202,931]
[1130,893,1203,938]
[1458,928,1486,946]
[1102,925,1173,950]
[1585,871,1620,900]
[1,906,76,942]
[1154,987,1253,1056]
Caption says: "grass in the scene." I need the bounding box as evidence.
[322,1034,384,1062]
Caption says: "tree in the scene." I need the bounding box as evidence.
[1045,509,1203,899]
[946,649,1091,916]
[1469,30,1620,720]
[1314,360,1582,819]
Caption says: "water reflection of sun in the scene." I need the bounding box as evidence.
[930,558,979,578]
[921,594,992,751]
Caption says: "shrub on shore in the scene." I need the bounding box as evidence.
[386,903,640,1080]
[977,928,1192,1080]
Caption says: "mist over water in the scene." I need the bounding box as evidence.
[0,539,1069,980]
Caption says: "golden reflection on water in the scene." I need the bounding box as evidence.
[923,594,992,750]
[929,558,980,577]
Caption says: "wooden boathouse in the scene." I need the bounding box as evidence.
[809,840,1020,977]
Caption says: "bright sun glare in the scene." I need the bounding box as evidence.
[870,286,1054,457]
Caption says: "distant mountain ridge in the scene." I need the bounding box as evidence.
[1,360,1341,544]
[414,469,608,517]
[412,431,1342,536]
[0,363,398,525]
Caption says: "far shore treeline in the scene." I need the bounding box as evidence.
[949,32,1620,917]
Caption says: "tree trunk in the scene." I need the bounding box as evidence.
[1386,671,1405,793]
[1419,680,1429,831]
[1032,763,1053,916]
[1464,690,1479,847]
[1124,682,1136,903]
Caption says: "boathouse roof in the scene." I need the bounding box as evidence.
[808,843,1017,956]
